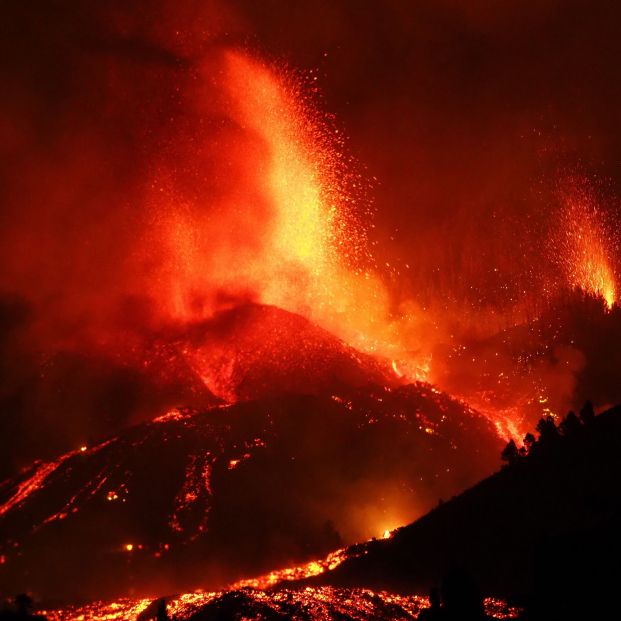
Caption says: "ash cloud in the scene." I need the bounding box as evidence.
[2,0,621,478]
[0,1,253,476]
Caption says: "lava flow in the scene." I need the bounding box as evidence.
[3,2,621,617]
[40,541,521,621]
[0,376,502,600]
[40,587,520,621]
[37,517,522,619]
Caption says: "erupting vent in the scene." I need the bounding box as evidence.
[2,3,621,616]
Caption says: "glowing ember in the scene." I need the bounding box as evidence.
[153,50,429,393]
[153,408,192,424]
[391,360,404,378]
[232,546,356,590]
[556,180,617,309]
[39,541,523,621]
[0,451,77,518]
[40,587,520,621]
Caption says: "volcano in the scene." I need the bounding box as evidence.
[163,303,399,402]
[0,306,502,601]
[6,3,621,617]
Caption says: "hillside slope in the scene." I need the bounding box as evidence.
[0,385,501,601]
[301,405,621,617]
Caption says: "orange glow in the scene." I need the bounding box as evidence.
[149,50,429,401]
[8,44,531,440]
[391,360,403,378]
[40,590,521,621]
[40,589,521,621]
[153,409,190,424]
[232,546,355,590]
[0,451,77,518]
[4,9,621,616]
[242,51,433,375]
[557,184,616,309]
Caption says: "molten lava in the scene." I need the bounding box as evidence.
[0,382,502,600]
[556,180,617,309]
[38,538,521,621]
[3,4,621,619]
[148,50,425,387]
[40,588,520,621]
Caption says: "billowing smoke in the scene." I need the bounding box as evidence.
[0,1,389,477]
[2,0,621,482]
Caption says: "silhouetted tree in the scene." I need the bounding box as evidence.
[441,569,486,620]
[579,400,595,424]
[536,416,559,447]
[14,595,32,617]
[418,586,443,620]
[0,594,47,621]
[559,411,581,436]
[523,432,536,454]
[501,439,519,466]
[156,599,168,621]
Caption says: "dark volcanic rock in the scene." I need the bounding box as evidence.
[169,303,399,401]
[0,384,501,600]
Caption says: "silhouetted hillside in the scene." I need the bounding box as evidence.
[301,404,621,619]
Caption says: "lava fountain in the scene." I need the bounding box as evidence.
[148,50,429,388]
[556,179,617,309]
